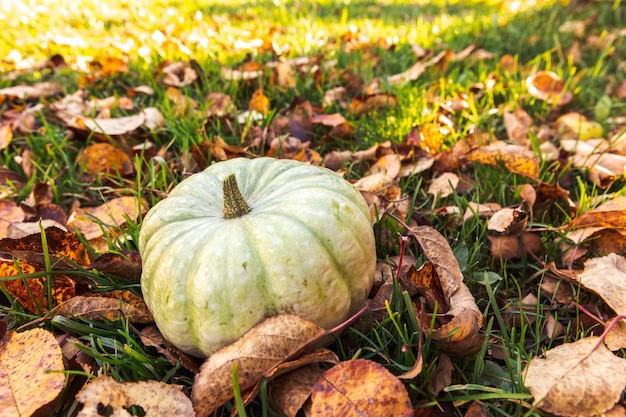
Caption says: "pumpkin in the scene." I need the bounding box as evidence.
[139,157,377,357]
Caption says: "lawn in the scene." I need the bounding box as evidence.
[1,0,626,416]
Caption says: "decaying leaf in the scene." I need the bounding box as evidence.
[526,70,573,106]
[191,314,325,416]
[75,375,194,417]
[68,196,147,241]
[53,290,153,323]
[466,141,540,179]
[0,328,65,417]
[409,225,483,352]
[77,143,134,177]
[427,172,459,199]
[270,364,326,417]
[525,336,626,417]
[310,359,413,417]
[576,253,626,319]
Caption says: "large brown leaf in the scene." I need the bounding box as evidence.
[525,337,626,416]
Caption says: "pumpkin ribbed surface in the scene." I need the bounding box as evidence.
[139,157,376,357]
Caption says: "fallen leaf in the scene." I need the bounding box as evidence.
[53,290,153,323]
[77,143,134,177]
[488,233,543,260]
[0,82,62,100]
[555,112,604,140]
[388,50,447,85]
[467,141,540,179]
[576,253,626,319]
[68,196,147,241]
[409,226,483,350]
[249,88,270,115]
[191,314,325,416]
[310,359,413,417]
[524,336,626,417]
[0,328,65,417]
[427,172,460,199]
[526,70,573,106]
[75,375,194,417]
[162,61,198,87]
[504,107,533,145]
[349,93,398,114]
[270,364,326,417]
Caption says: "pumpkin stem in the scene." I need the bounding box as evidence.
[222,173,250,219]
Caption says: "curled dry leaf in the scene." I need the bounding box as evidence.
[526,70,573,106]
[524,336,626,417]
[270,364,326,417]
[409,225,483,351]
[191,314,325,416]
[75,375,194,417]
[310,359,413,417]
[0,328,65,417]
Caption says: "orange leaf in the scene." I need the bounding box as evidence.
[310,359,413,417]
[78,143,134,176]
[249,88,270,115]
[0,328,65,416]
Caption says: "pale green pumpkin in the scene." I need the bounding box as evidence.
[139,157,376,357]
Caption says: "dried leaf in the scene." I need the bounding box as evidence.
[488,233,543,260]
[0,329,65,417]
[504,108,533,145]
[526,70,573,106]
[76,375,194,417]
[68,196,147,241]
[409,226,483,350]
[270,364,325,417]
[466,141,540,179]
[576,253,626,318]
[78,143,134,176]
[0,82,62,100]
[427,172,459,199]
[191,314,325,416]
[310,359,413,417]
[53,290,153,323]
[349,93,398,114]
[249,88,270,115]
[524,337,626,416]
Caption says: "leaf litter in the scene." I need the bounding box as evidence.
[1,2,626,416]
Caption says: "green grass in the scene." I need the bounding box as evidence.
[1,0,626,415]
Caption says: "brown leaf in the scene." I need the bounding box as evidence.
[75,375,194,417]
[68,196,147,241]
[310,359,413,417]
[135,325,202,374]
[488,233,543,260]
[429,353,453,396]
[0,328,65,417]
[53,290,154,323]
[487,206,528,234]
[162,61,198,87]
[524,336,626,416]
[568,196,626,229]
[87,250,142,280]
[388,50,448,85]
[504,108,533,145]
[270,364,326,417]
[0,82,62,100]
[349,93,398,114]
[77,143,134,177]
[249,88,270,115]
[191,314,325,416]
[0,200,25,239]
[409,226,483,350]
[427,172,460,199]
[466,141,540,179]
[576,253,626,318]
[526,70,573,106]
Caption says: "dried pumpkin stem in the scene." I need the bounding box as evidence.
[222,173,250,219]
